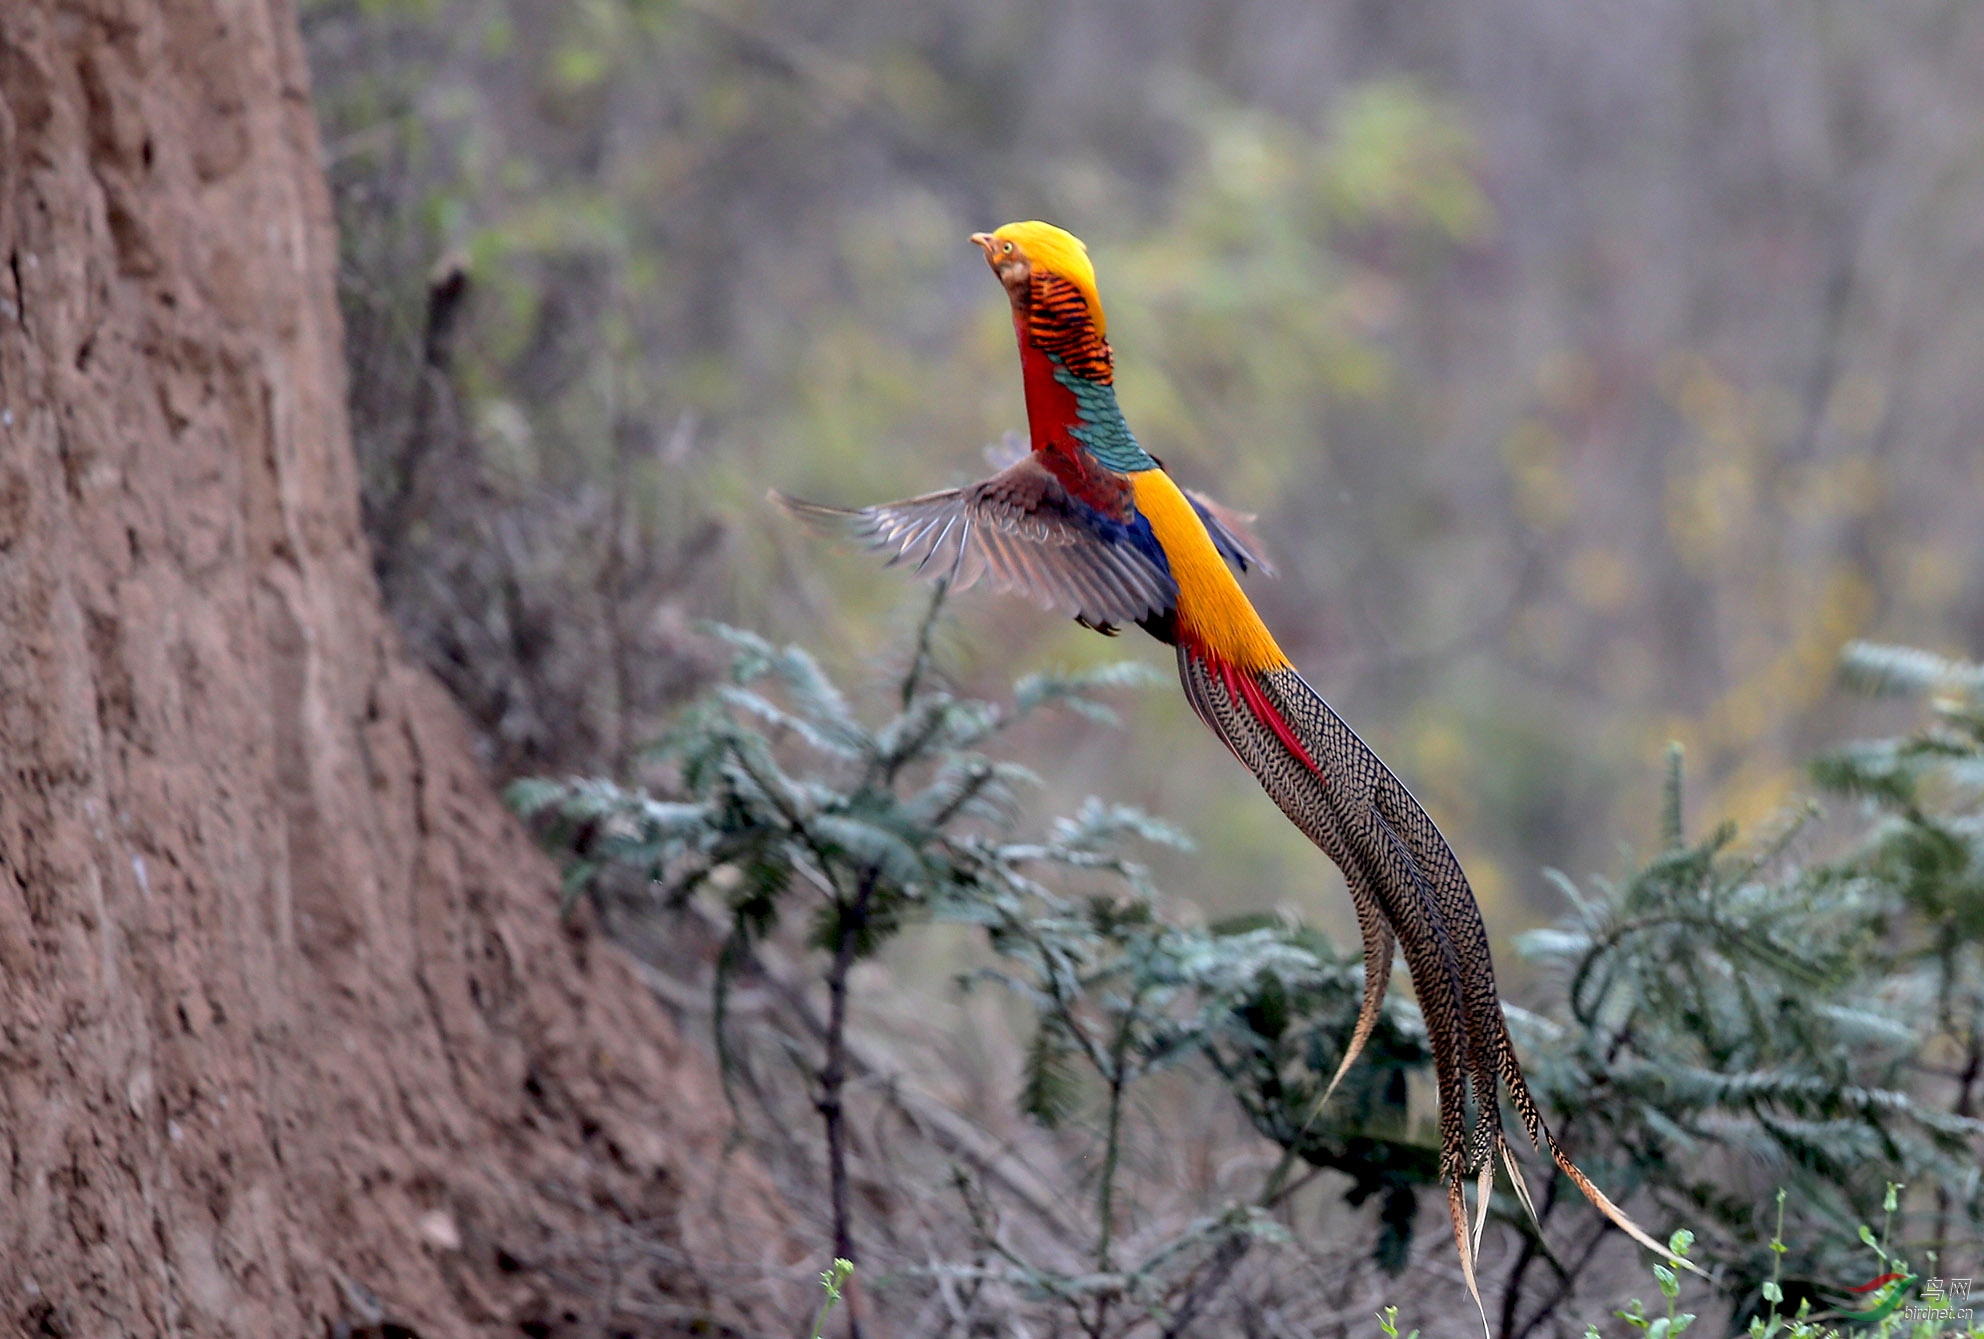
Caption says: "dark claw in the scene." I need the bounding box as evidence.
[1075,615,1120,637]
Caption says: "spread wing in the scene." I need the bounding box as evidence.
[772,454,1177,629]
[983,432,1276,579]
[1186,489,1276,577]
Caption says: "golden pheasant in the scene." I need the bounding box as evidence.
[776,221,1692,1324]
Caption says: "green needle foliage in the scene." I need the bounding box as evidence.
[1190,916,1435,1273]
[1505,644,1984,1330]
[507,595,1178,1104]
[510,591,1445,1333]
[1592,1187,1984,1339]
[1820,643,1984,985]
[511,616,1983,1335]
[507,591,1200,1283]
[953,867,1437,1290]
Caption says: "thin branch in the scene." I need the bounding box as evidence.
[819,868,880,1339]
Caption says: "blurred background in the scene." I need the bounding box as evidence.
[303,0,1984,961]
[297,1,1984,1330]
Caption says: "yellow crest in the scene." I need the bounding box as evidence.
[993,221,1107,336]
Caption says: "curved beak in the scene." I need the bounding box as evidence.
[968,232,997,259]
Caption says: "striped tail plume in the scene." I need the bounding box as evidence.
[1176,645,1701,1332]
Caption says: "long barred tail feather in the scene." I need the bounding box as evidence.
[1549,1141,1708,1276]
[1259,666,1522,1154]
[1448,1178,1492,1338]
[1314,893,1394,1119]
[1293,881,1392,1146]
[1179,648,1482,1185]
[1177,647,1480,1182]
[1473,1160,1494,1262]
[1502,1141,1542,1229]
[1176,645,1703,1305]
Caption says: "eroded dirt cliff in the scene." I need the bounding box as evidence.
[0,1,795,1333]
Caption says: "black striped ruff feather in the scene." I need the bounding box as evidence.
[1028,272,1114,383]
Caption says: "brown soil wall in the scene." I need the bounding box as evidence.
[0,2,796,1333]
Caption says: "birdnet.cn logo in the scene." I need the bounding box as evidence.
[1827,1271,1972,1328]
[1905,1275,1974,1327]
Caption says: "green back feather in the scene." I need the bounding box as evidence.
[1054,363,1157,473]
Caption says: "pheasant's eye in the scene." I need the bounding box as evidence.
[1001,241,1014,254]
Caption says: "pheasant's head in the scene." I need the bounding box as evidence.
[969,220,1107,337]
